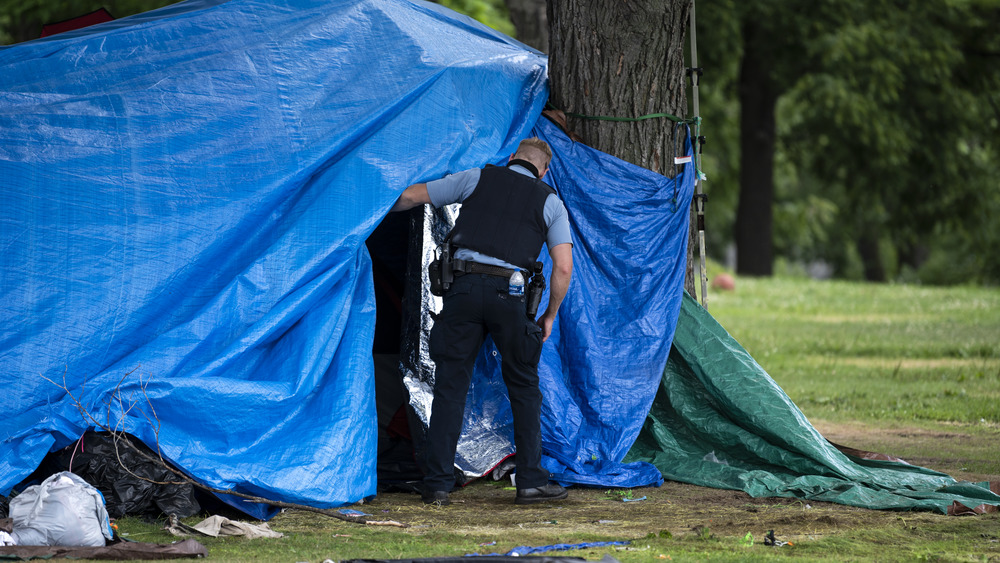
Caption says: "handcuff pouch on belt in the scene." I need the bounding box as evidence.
[525,262,545,318]
[428,240,454,297]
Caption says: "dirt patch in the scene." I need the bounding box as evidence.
[805,355,999,369]
[811,418,999,482]
[275,478,945,550]
[271,422,999,554]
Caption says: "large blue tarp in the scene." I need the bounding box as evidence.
[1,0,548,517]
[1,0,694,515]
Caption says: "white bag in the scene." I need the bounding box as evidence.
[9,471,114,547]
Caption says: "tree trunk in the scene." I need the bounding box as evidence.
[548,0,690,176]
[5,14,42,44]
[547,0,692,293]
[734,20,776,276]
[857,228,887,282]
[505,0,548,52]
[899,241,929,272]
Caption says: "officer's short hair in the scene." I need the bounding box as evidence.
[514,138,552,169]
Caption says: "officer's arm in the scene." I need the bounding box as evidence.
[537,242,573,342]
[391,183,430,212]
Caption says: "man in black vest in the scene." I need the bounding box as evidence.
[392,138,573,505]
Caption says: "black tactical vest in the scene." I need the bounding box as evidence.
[450,164,556,270]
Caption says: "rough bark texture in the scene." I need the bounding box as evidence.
[505,0,549,52]
[734,20,776,276]
[547,0,693,294]
[548,0,690,176]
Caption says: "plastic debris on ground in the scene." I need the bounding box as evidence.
[8,472,113,547]
[470,540,631,557]
[763,530,791,547]
[164,514,283,539]
[340,555,620,563]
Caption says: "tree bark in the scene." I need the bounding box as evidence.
[547,0,689,176]
[505,0,548,52]
[547,0,693,293]
[734,20,776,276]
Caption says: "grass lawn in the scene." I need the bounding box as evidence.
[708,277,999,481]
[113,276,1000,562]
[708,277,999,427]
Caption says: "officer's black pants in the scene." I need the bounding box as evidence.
[424,273,548,492]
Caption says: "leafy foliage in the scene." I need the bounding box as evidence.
[0,0,176,44]
[438,0,514,36]
[696,0,1000,284]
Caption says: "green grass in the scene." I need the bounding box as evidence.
[707,278,1000,425]
[114,509,1000,562]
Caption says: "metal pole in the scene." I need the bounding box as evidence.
[689,0,708,308]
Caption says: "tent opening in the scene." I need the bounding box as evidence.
[367,210,423,487]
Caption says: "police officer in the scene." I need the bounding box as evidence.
[392,138,573,505]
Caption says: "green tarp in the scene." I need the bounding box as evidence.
[625,293,1000,515]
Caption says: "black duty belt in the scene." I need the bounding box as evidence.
[453,259,522,279]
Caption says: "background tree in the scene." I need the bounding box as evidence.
[505,0,547,52]
[783,0,1000,283]
[697,0,1000,283]
[0,0,176,44]
[694,1,852,277]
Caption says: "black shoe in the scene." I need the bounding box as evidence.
[422,490,451,506]
[515,483,568,505]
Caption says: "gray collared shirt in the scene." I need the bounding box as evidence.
[426,164,572,270]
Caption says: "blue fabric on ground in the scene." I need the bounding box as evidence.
[1,0,546,518]
[469,540,631,557]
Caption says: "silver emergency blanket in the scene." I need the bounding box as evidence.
[400,204,517,482]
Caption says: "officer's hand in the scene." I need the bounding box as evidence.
[537,311,556,342]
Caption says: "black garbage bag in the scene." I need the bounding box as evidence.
[34,431,200,519]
